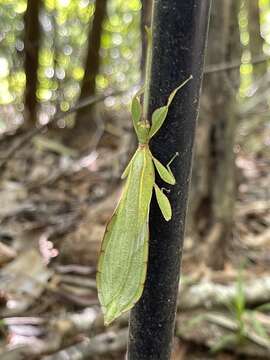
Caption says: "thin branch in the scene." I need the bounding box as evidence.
[0,89,126,171]
[1,51,269,170]
[204,54,270,74]
[42,329,128,360]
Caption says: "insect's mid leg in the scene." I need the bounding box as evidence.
[161,187,170,193]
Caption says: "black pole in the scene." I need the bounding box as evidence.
[127,1,212,359]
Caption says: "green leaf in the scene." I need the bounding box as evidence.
[255,303,270,313]
[250,313,269,339]
[210,334,238,353]
[152,156,175,185]
[154,185,172,221]
[149,106,168,138]
[234,271,245,318]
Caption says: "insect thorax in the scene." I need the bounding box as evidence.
[137,120,150,144]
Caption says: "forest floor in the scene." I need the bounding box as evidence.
[0,111,269,360]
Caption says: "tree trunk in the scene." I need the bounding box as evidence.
[247,0,266,77]
[188,0,241,270]
[70,0,107,149]
[23,0,41,128]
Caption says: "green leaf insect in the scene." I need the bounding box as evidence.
[96,75,192,326]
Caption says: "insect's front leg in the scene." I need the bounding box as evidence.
[151,152,178,185]
[166,152,179,177]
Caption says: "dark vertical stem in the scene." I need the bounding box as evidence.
[204,0,241,270]
[74,0,107,128]
[24,0,41,127]
[127,1,211,359]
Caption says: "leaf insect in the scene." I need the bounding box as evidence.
[96,29,192,325]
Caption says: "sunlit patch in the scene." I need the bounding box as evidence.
[0,80,13,104]
[75,151,98,171]
[0,58,9,78]
[80,0,90,8]
[104,96,116,107]
[6,299,19,310]
[14,2,27,14]
[57,0,70,7]
[39,234,59,264]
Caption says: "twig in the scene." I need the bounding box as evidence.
[42,328,128,360]
[59,274,96,289]
[204,54,270,74]
[178,311,270,357]
[54,264,95,275]
[0,89,126,171]
[205,313,270,350]
[179,275,270,310]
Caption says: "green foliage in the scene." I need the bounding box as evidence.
[1,0,270,120]
[0,0,26,104]
[221,271,246,346]
[212,271,270,353]
[184,270,270,354]
[0,0,141,111]
[238,0,270,97]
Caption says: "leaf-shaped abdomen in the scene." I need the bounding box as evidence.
[97,146,154,325]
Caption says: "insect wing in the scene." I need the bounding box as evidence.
[97,148,154,325]
[98,220,149,325]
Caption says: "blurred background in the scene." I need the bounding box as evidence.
[0,0,269,359]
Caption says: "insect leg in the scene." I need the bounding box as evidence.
[166,152,179,176]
